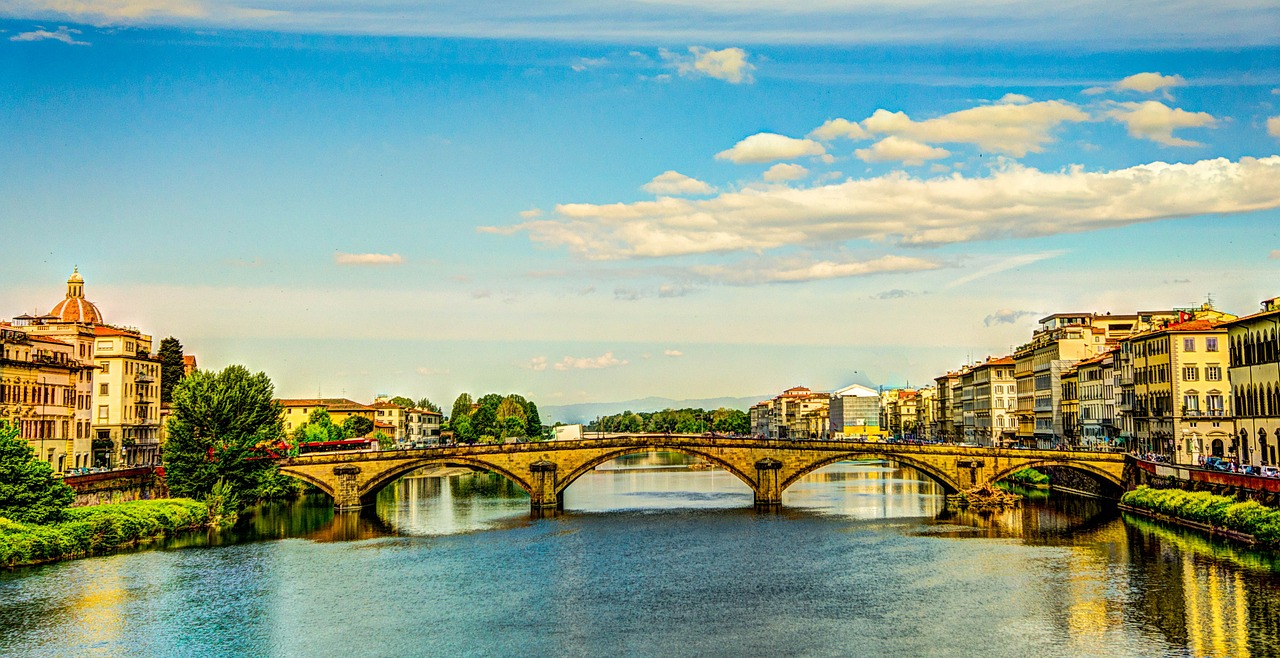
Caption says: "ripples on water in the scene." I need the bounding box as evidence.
[4,453,1280,657]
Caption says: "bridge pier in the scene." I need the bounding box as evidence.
[333,465,366,511]
[754,458,782,509]
[530,460,560,515]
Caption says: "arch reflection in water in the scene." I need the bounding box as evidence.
[375,467,531,535]
[561,451,754,512]
[782,460,946,518]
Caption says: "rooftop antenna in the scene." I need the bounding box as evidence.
[1206,292,1215,309]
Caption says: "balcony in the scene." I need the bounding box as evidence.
[135,373,155,384]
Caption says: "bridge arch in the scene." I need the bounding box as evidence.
[554,446,758,499]
[279,456,538,508]
[779,451,963,495]
[989,459,1124,496]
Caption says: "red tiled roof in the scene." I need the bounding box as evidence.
[93,326,139,337]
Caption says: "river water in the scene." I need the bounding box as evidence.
[4,454,1280,657]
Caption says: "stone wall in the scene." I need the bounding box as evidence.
[62,467,168,507]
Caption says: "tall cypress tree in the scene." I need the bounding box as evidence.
[158,336,186,404]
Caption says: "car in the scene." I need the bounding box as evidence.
[1203,457,1232,472]
[1262,466,1280,478]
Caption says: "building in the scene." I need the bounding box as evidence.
[1124,318,1235,465]
[0,328,88,471]
[1059,365,1079,447]
[279,398,376,434]
[1077,349,1119,448]
[968,356,1016,446]
[370,399,407,442]
[90,326,163,466]
[1223,297,1280,467]
[6,269,163,469]
[933,371,961,442]
[754,387,829,439]
[406,407,443,445]
[828,383,884,441]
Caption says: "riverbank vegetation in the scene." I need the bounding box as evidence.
[0,499,210,567]
[586,407,750,435]
[1006,468,1050,487]
[1122,486,1280,547]
[0,421,75,525]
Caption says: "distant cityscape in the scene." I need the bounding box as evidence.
[5,268,1280,475]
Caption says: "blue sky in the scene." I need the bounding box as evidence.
[2,1,1279,408]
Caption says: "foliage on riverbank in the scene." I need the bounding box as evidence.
[1006,468,1050,486]
[1122,486,1280,547]
[0,499,210,567]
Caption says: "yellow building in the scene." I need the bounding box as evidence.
[1223,296,1280,467]
[1125,319,1235,465]
[279,398,376,434]
[0,328,88,470]
[5,269,161,470]
[91,326,162,467]
[1059,365,1079,445]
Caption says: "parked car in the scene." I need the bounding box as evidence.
[1203,457,1232,472]
[1262,466,1280,478]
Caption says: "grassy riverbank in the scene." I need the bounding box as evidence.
[1006,468,1050,487]
[1121,486,1280,547]
[0,499,210,567]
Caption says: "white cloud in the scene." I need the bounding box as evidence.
[945,251,1065,288]
[1271,249,1280,259]
[519,208,543,219]
[983,309,1040,327]
[715,133,826,164]
[854,136,951,165]
[1115,72,1185,93]
[642,170,716,195]
[1268,116,1280,137]
[660,46,755,84]
[690,253,942,285]
[762,163,809,182]
[334,252,404,265]
[1105,101,1216,146]
[860,100,1089,156]
[552,351,628,370]
[997,93,1033,104]
[496,156,1280,259]
[663,349,684,357]
[571,56,607,72]
[527,356,548,371]
[9,26,89,45]
[808,118,870,141]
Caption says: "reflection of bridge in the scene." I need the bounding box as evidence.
[277,435,1127,512]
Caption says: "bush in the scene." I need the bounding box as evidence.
[1122,485,1280,547]
[1006,468,1050,486]
[0,499,210,567]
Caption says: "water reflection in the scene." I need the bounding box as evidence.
[564,451,754,512]
[375,469,531,535]
[783,459,945,518]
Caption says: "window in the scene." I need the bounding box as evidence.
[1206,366,1222,381]
[99,361,109,374]
[98,405,108,420]
[1207,337,1219,352]
[1207,395,1224,414]
[99,383,108,396]
[1184,395,1200,413]
[1184,337,1196,352]
[1182,366,1199,381]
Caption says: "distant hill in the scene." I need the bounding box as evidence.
[541,395,770,425]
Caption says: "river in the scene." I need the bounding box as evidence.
[4,454,1280,657]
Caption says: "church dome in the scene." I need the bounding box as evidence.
[49,267,103,324]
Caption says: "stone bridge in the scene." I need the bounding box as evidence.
[276,435,1128,512]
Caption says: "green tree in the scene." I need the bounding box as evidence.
[471,405,498,441]
[373,431,393,450]
[524,400,544,439]
[342,415,374,438]
[450,393,474,422]
[416,398,441,413]
[157,336,186,404]
[496,396,527,432]
[451,415,474,443]
[294,408,347,443]
[0,420,75,524]
[389,396,415,408]
[163,365,293,502]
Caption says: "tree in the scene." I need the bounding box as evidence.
[342,415,374,438]
[158,336,186,404]
[416,398,441,413]
[163,365,293,502]
[0,420,74,524]
[389,396,415,409]
[471,405,498,441]
[451,415,474,443]
[524,401,544,439]
[450,393,474,422]
[373,431,394,450]
[294,408,346,443]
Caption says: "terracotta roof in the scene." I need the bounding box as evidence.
[26,335,72,346]
[369,401,401,409]
[182,355,196,366]
[50,297,102,324]
[276,398,372,411]
[374,421,396,429]
[1150,319,1224,334]
[93,326,140,337]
